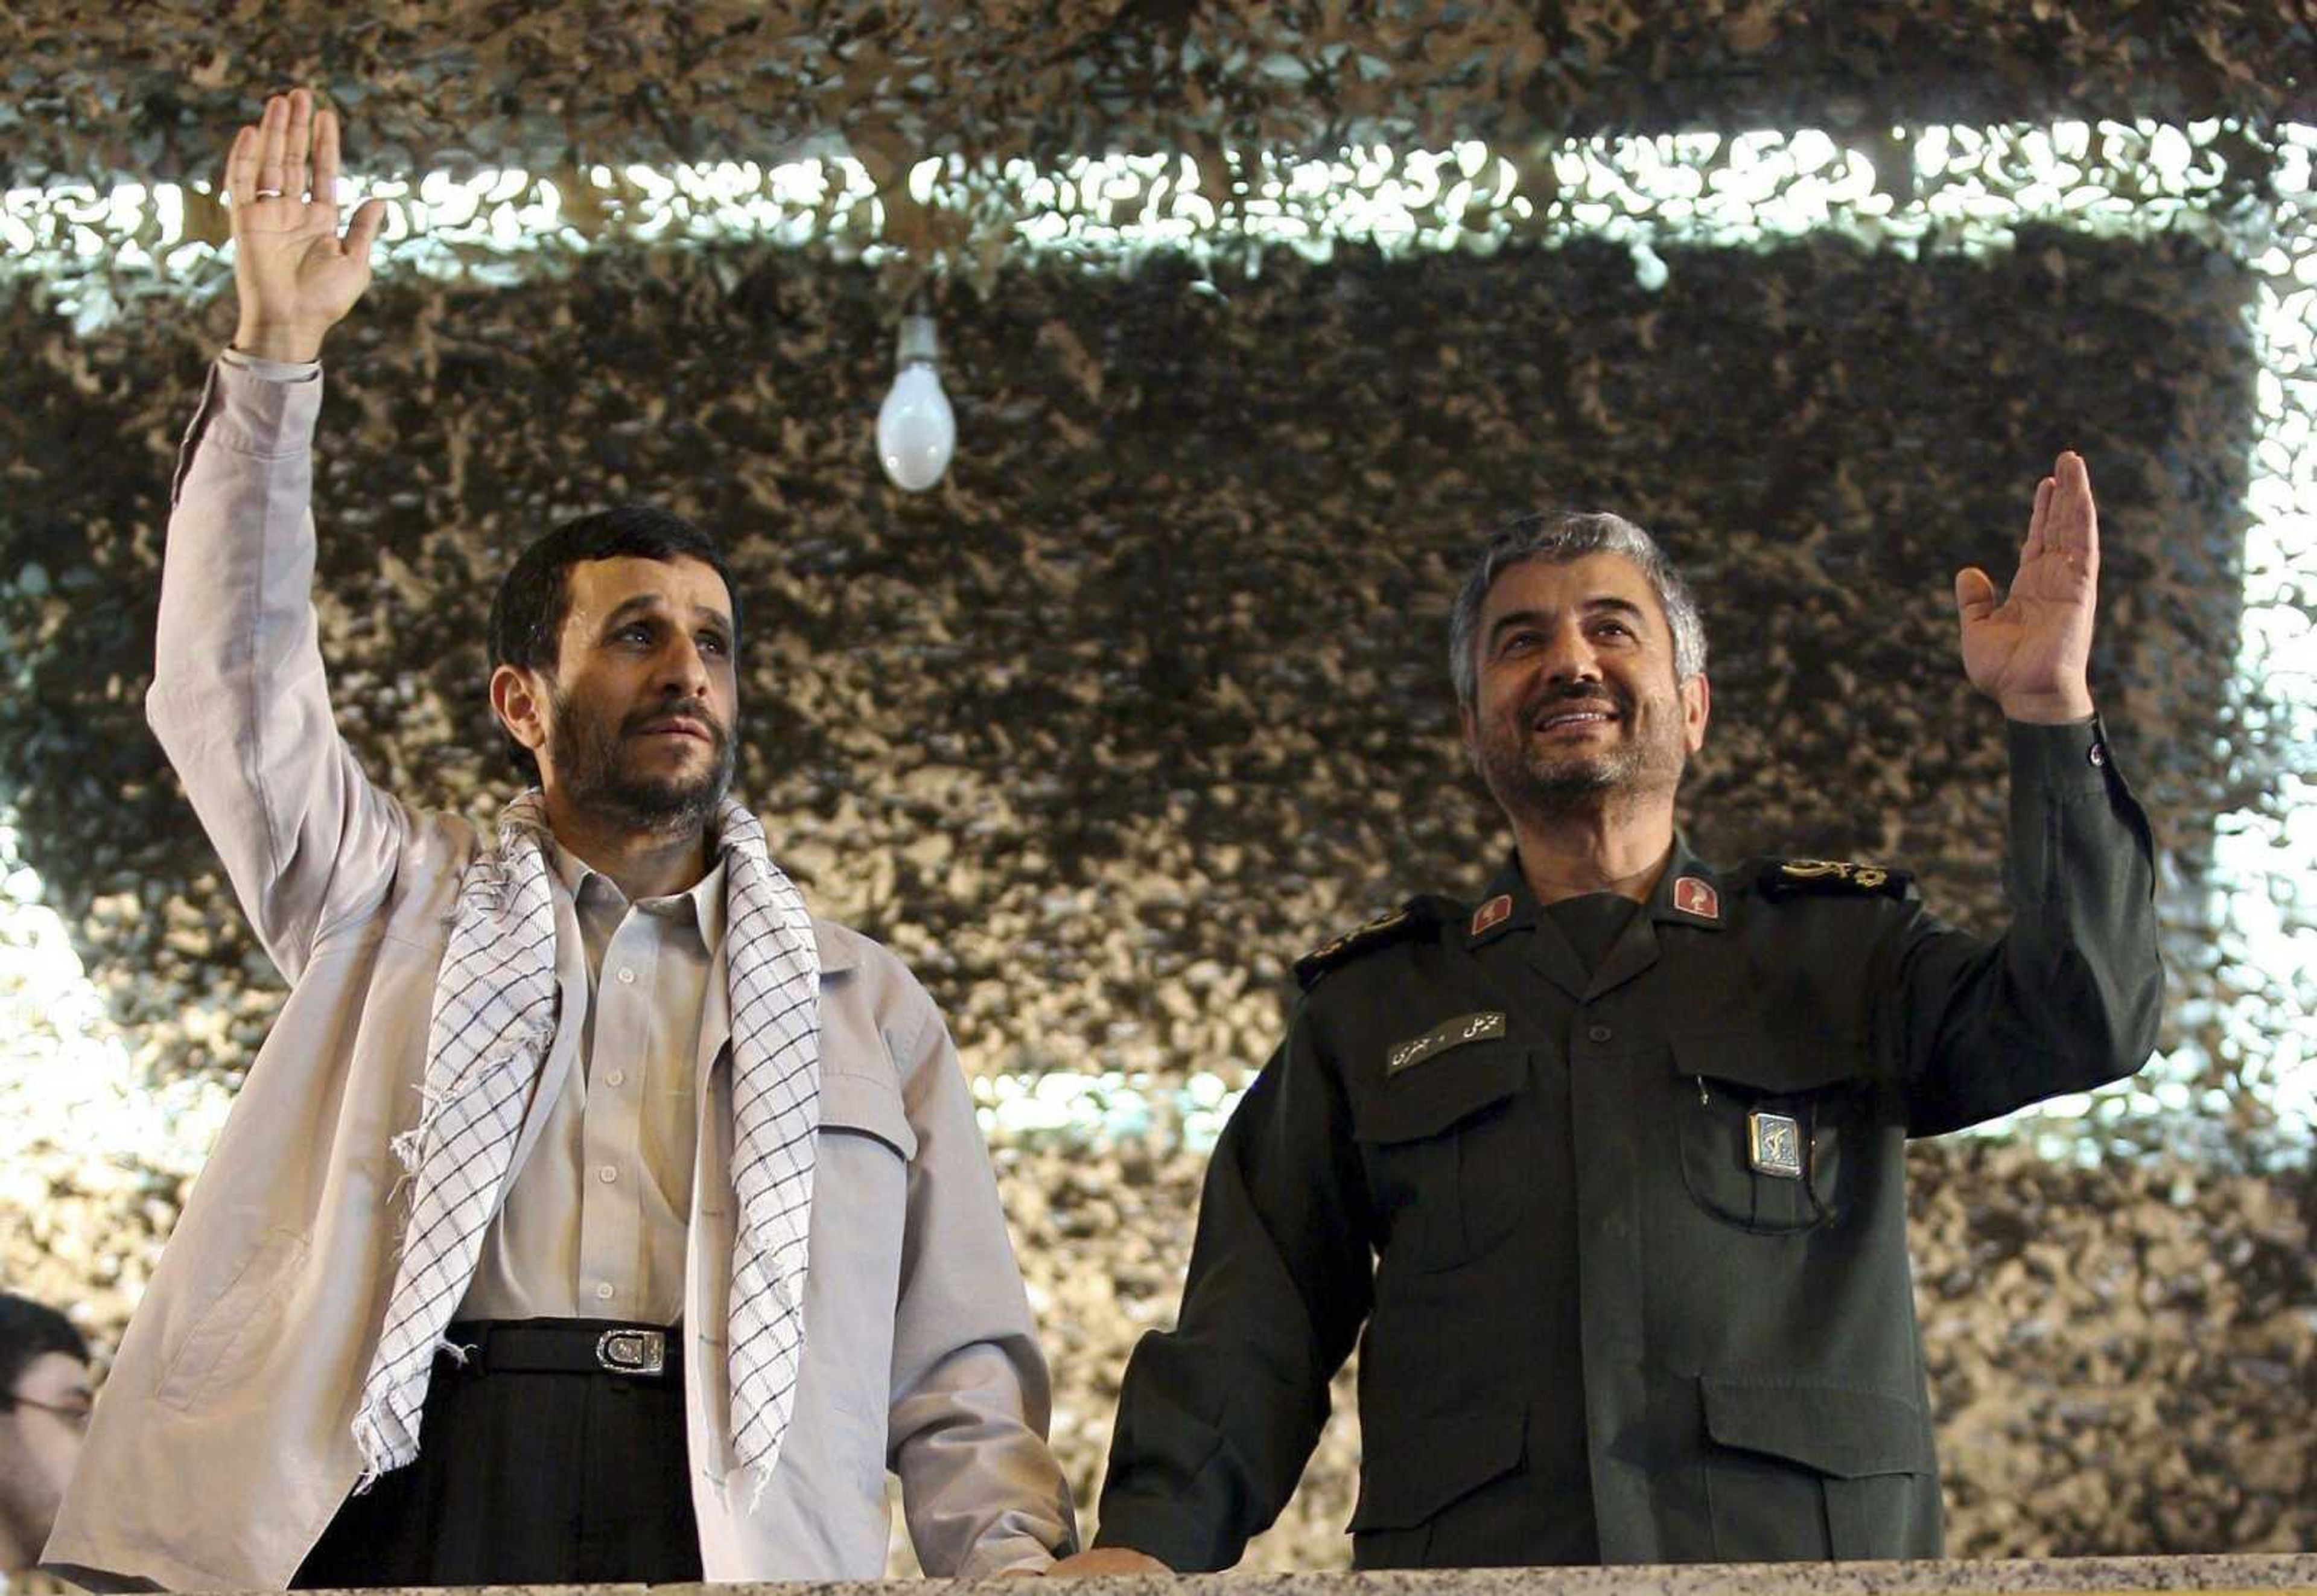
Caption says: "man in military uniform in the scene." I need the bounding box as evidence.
[1052,455,2160,1569]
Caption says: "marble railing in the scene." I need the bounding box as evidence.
[270,1556,2317,1596]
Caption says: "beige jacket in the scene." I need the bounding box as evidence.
[43,361,1075,1590]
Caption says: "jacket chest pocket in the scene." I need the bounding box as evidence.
[796,1068,916,1484]
[812,1069,916,1273]
[1351,1042,1532,1273]
[1671,1032,1870,1235]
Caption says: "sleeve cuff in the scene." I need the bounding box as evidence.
[2004,714,2114,796]
[199,357,327,456]
[1091,1502,1210,1572]
[956,1536,1069,1576]
[219,346,322,383]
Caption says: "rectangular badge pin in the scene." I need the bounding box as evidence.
[1387,1011,1507,1076]
[1747,1110,1805,1179]
[1673,877,1720,921]
[1469,895,1513,938]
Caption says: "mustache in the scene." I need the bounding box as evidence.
[1523,680,1630,719]
[623,701,728,744]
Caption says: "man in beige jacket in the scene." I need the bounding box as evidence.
[43,89,1074,1590]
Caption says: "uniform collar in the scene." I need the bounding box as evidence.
[1647,835,1727,932]
[1468,835,1727,1006]
[1466,833,1725,947]
[1467,857,1540,950]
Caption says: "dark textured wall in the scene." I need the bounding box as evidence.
[2,228,2309,1562]
[7,2,2312,188]
[0,230,2256,1064]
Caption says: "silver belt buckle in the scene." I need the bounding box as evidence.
[596,1327,666,1377]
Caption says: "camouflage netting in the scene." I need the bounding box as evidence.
[4,0,2315,191]
[2,221,2310,1564]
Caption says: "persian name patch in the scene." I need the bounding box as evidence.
[1387,1011,1508,1076]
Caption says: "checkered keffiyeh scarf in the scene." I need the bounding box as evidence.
[351,790,822,1494]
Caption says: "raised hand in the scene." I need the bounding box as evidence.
[226,89,387,363]
[1954,451,2100,724]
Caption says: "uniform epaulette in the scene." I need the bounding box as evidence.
[1294,898,1444,989]
[1752,857,1916,901]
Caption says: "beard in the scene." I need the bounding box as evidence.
[1472,679,1687,820]
[546,686,737,836]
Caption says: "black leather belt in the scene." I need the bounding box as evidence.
[443,1319,681,1381]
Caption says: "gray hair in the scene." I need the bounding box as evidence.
[1448,510,1709,710]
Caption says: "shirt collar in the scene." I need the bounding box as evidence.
[548,837,729,953]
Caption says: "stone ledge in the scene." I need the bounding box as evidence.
[279,1556,2317,1596]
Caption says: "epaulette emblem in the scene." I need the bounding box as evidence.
[1758,858,1912,900]
[1294,906,1429,988]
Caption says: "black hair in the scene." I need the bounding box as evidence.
[485,506,740,784]
[0,1294,88,1400]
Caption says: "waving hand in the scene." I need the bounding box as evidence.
[227,89,387,363]
[1954,451,2101,723]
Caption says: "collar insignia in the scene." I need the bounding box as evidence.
[1672,877,1720,921]
[1469,894,1514,938]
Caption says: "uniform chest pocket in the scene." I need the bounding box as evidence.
[1671,1032,1870,1235]
[1351,1041,1533,1273]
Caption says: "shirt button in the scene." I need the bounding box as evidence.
[593,1282,615,1302]
[605,1069,626,1087]
[599,1165,618,1184]
[1588,1024,1613,1043]
[2088,742,2108,768]
[616,967,637,985]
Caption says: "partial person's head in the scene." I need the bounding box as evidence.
[0,1294,92,1571]
[1449,511,1711,822]
[488,507,742,836]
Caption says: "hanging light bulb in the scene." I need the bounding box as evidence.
[876,311,955,492]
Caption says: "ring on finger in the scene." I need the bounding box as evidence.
[253,187,285,199]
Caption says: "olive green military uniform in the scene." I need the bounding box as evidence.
[1095,719,2160,1568]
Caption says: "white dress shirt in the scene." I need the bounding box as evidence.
[458,847,727,1323]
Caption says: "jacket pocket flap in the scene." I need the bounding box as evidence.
[1670,1031,1865,1096]
[1347,1398,1527,1531]
[154,1226,307,1411]
[819,1070,918,1160]
[1701,1376,1934,1478]
[1352,1043,1528,1145]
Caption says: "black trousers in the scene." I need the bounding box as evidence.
[292,1319,702,1588]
